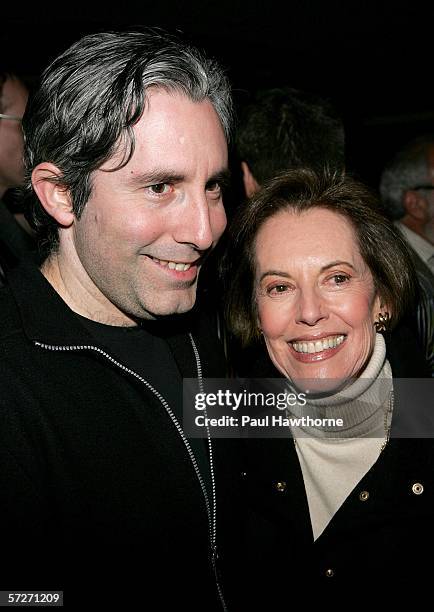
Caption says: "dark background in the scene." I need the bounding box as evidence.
[3,0,434,189]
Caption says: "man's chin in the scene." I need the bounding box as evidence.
[139,291,198,319]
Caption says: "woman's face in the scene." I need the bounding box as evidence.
[255,208,382,392]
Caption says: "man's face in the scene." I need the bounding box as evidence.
[0,76,28,196]
[67,89,228,322]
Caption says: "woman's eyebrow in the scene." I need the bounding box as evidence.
[258,270,292,282]
[320,260,356,272]
[258,261,356,283]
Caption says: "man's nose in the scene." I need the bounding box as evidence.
[295,286,327,326]
[174,195,222,251]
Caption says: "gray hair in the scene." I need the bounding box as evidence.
[380,136,434,220]
[22,29,233,256]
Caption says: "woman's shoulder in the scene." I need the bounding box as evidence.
[386,322,431,378]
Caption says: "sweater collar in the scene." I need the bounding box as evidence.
[288,334,393,438]
[7,262,197,352]
[7,262,94,346]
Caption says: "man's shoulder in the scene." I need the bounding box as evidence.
[0,282,24,341]
[386,322,432,377]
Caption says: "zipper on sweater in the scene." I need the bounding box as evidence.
[34,337,227,611]
[188,334,227,610]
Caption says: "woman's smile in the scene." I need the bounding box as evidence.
[255,207,381,390]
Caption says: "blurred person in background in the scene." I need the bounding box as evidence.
[236,87,345,197]
[380,136,434,374]
[0,65,34,276]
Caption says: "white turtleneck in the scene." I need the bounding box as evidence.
[289,333,393,541]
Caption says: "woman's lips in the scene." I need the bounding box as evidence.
[288,334,347,362]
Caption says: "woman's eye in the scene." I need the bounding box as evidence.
[267,284,289,295]
[331,274,350,285]
[147,183,172,195]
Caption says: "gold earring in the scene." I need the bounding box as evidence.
[374,311,390,333]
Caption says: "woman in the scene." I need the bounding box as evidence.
[220,169,433,597]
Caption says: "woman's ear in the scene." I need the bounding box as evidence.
[372,293,392,331]
[31,162,75,227]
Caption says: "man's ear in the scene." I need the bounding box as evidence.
[403,190,426,221]
[31,162,75,227]
[241,161,260,198]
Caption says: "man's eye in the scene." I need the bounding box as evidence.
[147,183,172,195]
[206,181,222,195]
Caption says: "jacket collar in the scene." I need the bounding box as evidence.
[7,262,95,346]
[7,262,200,377]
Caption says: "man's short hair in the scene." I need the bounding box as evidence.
[236,87,345,184]
[380,135,434,220]
[22,29,233,255]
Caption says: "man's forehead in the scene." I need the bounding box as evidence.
[103,89,227,175]
[136,89,224,139]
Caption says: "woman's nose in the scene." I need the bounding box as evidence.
[295,287,327,326]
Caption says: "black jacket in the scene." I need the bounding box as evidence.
[218,339,434,606]
[0,264,227,610]
[225,437,434,601]
[0,200,36,279]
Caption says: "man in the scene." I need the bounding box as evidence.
[0,30,232,609]
[380,137,434,374]
[0,68,34,275]
[236,87,345,196]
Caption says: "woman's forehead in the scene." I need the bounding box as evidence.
[256,207,359,255]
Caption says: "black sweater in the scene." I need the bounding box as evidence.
[0,264,227,610]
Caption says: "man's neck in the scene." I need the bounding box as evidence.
[41,252,138,327]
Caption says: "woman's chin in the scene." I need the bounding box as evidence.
[291,377,349,397]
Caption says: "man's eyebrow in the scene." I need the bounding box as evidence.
[126,169,185,187]
[258,261,356,283]
[125,167,231,188]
